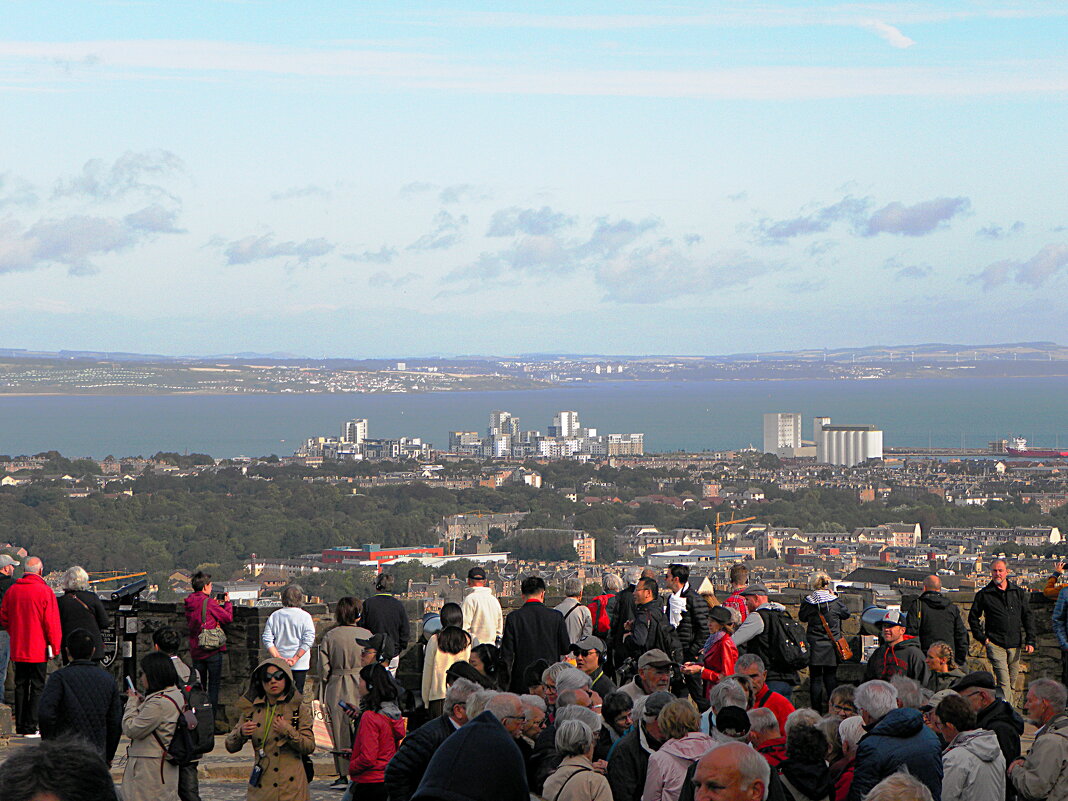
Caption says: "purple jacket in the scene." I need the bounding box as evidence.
[183,591,233,661]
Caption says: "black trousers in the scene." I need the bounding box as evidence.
[179,763,201,801]
[14,661,47,734]
[292,669,307,694]
[809,664,838,714]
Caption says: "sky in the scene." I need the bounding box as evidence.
[1,1,1067,358]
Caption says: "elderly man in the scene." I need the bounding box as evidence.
[906,575,970,667]
[1009,678,1068,801]
[735,654,795,733]
[848,679,943,801]
[951,670,1023,795]
[607,691,674,801]
[732,583,798,699]
[747,707,786,767]
[619,649,674,703]
[461,566,503,647]
[865,609,930,684]
[556,577,594,645]
[933,693,1005,801]
[572,635,617,698]
[385,677,479,801]
[969,559,1035,706]
[692,741,770,801]
[0,556,62,736]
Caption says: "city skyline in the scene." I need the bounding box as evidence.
[1,2,1067,356]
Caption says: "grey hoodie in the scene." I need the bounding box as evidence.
[943,728,1006,801]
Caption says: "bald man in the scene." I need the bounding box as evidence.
[692,742,770,801]
[905,574,969,667]
[0,557,62,736]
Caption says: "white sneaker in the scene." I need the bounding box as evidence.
[23,731,41,738]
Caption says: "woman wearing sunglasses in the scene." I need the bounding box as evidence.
[226,657,315,800]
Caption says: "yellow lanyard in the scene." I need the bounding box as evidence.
[259,703,278,756]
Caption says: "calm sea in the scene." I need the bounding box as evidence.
[0,377,1066,459]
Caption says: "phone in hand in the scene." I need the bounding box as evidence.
[125,676,138,695]
[338,700,354,712]
[216,592,227,602]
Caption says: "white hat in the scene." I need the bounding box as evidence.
[0,554,21,568]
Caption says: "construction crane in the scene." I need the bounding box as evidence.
[88,571,147,585]
[712,513,757,569]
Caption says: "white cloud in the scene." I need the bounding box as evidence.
[972,243,1068,289]
[222,233,334,265]
[53,150,184,202]
[858,20,916,49]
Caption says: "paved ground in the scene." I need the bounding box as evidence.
[198,781,347,800]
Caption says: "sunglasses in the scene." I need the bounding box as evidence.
[262,670,286,682]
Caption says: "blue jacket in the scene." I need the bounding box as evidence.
[848,707,943,801]
[1054,587,1068,650]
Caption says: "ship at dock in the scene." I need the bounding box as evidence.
[1001,437,1068,458]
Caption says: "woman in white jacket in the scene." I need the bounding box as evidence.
[262,584,317,694]
[934,693,1005,801]
[421,602,471,717]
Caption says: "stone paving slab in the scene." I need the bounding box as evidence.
[190,781,348,800]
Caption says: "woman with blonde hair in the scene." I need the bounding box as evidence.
[57,565,110,662]
[642,700,716,801]
[799,572,850,714]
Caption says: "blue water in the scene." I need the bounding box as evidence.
[0,377,1066,458]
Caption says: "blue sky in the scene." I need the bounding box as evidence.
[1,1,1066,357]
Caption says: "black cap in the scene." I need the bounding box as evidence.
[715,706,751,739]
[950,671,997,693]
[709,606,732,626]
[356,633,386,652]
[467,566,487,580]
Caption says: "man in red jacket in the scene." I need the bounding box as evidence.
[0,556,62,736]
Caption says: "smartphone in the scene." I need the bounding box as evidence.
[216,592,226,602]
[338,700,354,711]
[125,676,137,693]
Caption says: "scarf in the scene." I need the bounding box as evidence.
[668,585,688,628]
[805,589,837,605]
[701,629,726,656]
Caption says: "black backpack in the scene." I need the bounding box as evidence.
[183,683,216,758]
[761,608,809,672]
[153,694,201,767]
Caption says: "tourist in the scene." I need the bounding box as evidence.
[924,641,966,692]
[847,679,942,801]
[572,635,617,698]
[891,675,926,710]
[864,610,929,684]
[0,737,120,801]
[950,670,1023,785]
[320,596,371,786]
[37,627,123,763]
[543,719,614,801]
[121,651,184,801]
[346,663,407,801]
[262,584,316,694]
[183,569,233,710]
[920,689,959,748]
[557,577,595,645]
[798,572,851,713]
[626,577,683,662]
[732,584,798,700]
[500,575,571,693]
[56,565,110,662]
[0,553,18,705]
[905,575,969,668]
[610,567,643,671]
[422,602,473,717]
[735,654,795,733]
[1008,678,1068,801]
[461,566,503,647]
[863,773,934,801]
[933,693,1005,801]
[681,605,737,701]
[518,693,549,785]
[642,699,716,801]
[665,564,710,706]
[150,627,202,801]
[152,626,192,683]
[0,555,62,736]
[619,649,674,704]
[748,707,786,767]
[603,690,634,743]
[364,573,410,675]
[776,724,834,801]
[832,716,866,801]
[1053,582,1068,685]
[692,742,770,801]
[968,559,1035,706]
[607,691,674,801]
[592,573,624,671]
[225,657,315,801]
[469,642,510,690]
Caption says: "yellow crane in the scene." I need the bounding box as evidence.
[88,571,147,585]
[712,512,757,568]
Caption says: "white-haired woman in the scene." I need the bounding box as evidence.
[57,565,110,662]
[799,572,850,714]
[542,718,613,801]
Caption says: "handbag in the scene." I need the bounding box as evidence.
[197,597,227,651]
[311,699,335,752]
[817,607,853,662]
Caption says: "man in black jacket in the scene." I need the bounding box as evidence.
[385,678,478,801]
[363,573,410,674]
[665,564,710,705]
[625,578,682,662]
[905,575,970,666]
[968,559,1035,706]
[609,567,641,674]
[37,629,123,763]
[864,610,930,685]
[500,576,570,694]
[606,691,673,801]
[952,670,1024,801]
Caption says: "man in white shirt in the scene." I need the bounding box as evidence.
[262,584,317,693]
[461,567,503,645]
[554,577,593,645]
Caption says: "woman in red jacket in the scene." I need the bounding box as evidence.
[345,663,405,801]
[681,606,738,699]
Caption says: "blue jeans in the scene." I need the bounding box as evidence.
[0,631,9,704]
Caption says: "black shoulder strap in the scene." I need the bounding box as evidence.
[552,767,594,801]
[563,601,581,621]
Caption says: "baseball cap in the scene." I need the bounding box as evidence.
[877,609,907,627]
[641,691,676,719]
[356,633,386,651]
[0,554,19,568]
[570,635,606,655]
[950,671,997,693]
[637,649,674,669]
[921,689,958,712]
[739,583,769,597]
[467,566,487,580]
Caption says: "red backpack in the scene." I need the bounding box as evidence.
[587,594,613,637]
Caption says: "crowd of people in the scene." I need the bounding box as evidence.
[5,557,1068,801]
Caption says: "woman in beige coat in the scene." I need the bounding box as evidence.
[121,651,185,801]
[320,596,372,785]
[226,656,316,801]
[421,602,472,717]
[543,719,613,801]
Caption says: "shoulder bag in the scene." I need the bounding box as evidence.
[817,606,853,662]
[197,597,227,651]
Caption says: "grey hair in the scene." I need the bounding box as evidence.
[543,661,573,685]
[466,689,498,719]
[709,678,747,714]
[62,565,91,591]
[555,718,596,757]
[520,694,547,717]
[564,577,584,597]
[891,676,925,709]
[855,680,899,721]
[556,703,601,732]
[839,715,866,752]
[864,772,933,801]
[747,707,780,736]
[784,708,821,736]
[23,557,43,575]
[444,678,480,714]
[1029,678,1068,710]
[603,573,625,593]
[809,572,831,590]
[706,742,771,800]
[485,692,523,723]
[557,689,589,709]
[735,654,765,673]
[817,714,843,755]
[624,566,642,583]
[556,667,592,693]
[281,584,304,607]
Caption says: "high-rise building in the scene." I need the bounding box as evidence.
[763,413,802,457]
[341,418,368,445]
[488,410,520,438]
[551,411,580,438]
[815,418,883,467]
